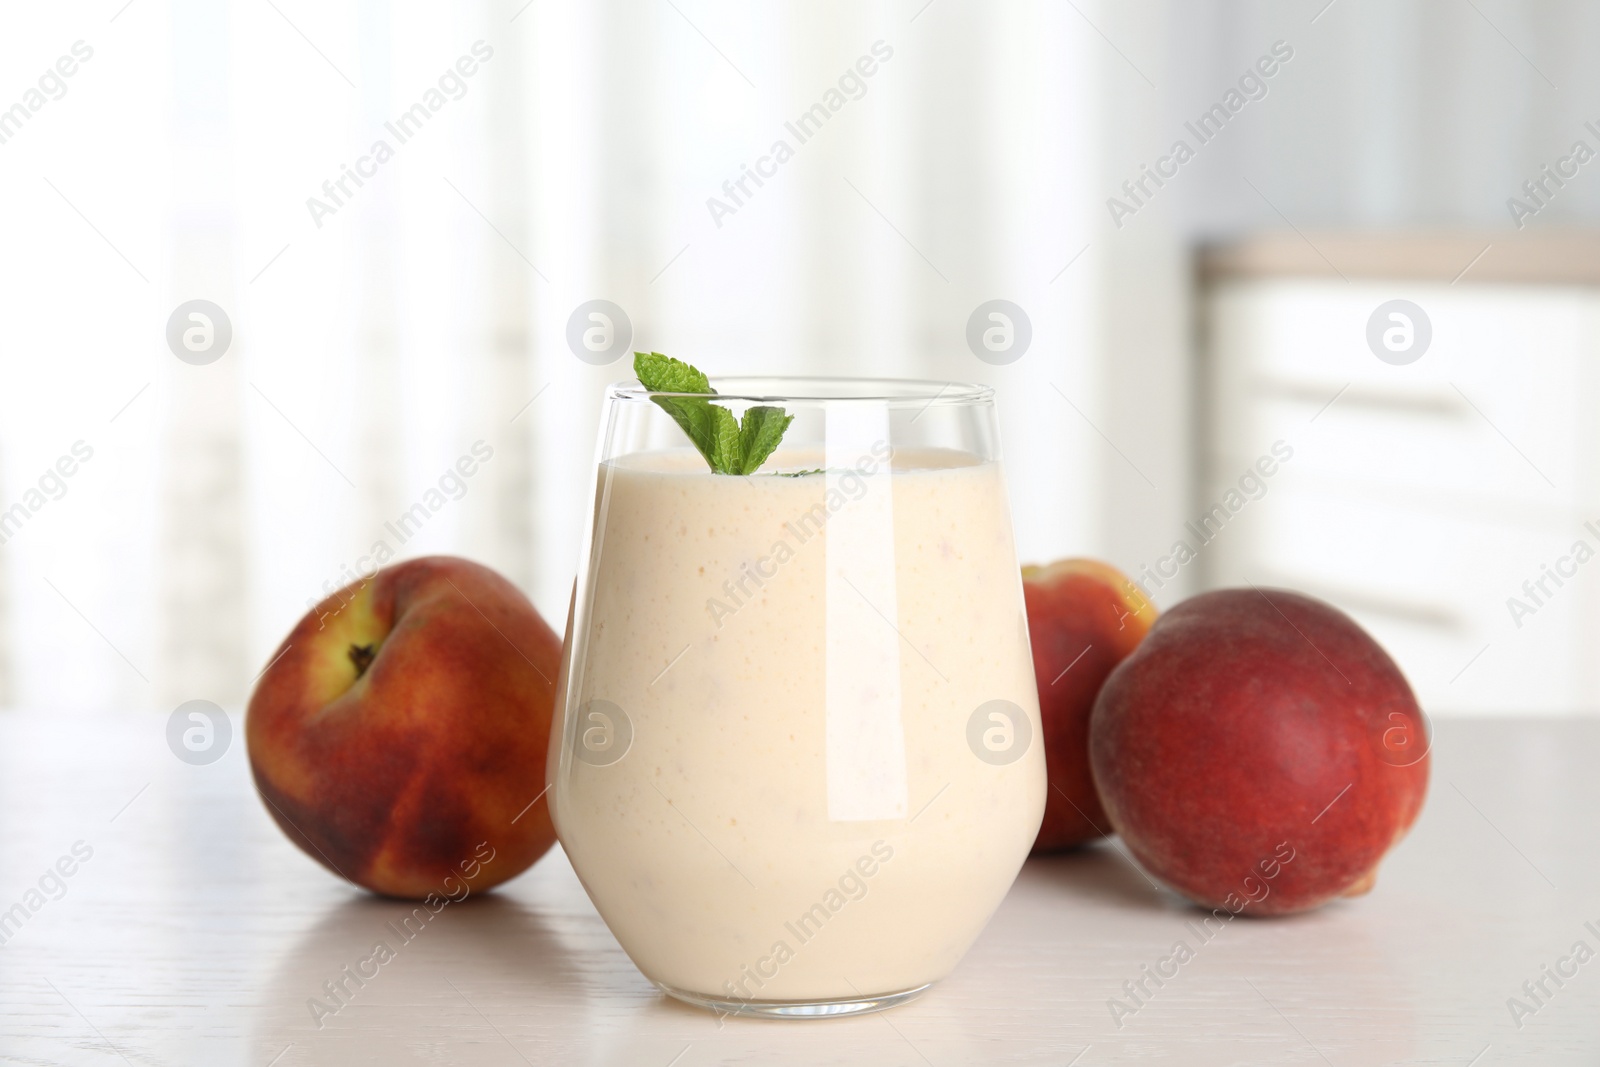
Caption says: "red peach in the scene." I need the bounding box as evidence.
[1022,558,1156,852]
[1088,588,1429,915]
[246,556,560,899]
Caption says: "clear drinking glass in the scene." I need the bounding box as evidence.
[548,377,1045,1018]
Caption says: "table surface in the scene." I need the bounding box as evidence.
[0,712,1595,1066]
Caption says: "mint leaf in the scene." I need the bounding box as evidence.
[736,406,793,475]
[634,352,720,465]
[634,351,711,394]
[710,404,743,472]
[632,352,793,475]
[652,395,718,458]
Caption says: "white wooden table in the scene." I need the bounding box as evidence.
[0,712,1594,1065]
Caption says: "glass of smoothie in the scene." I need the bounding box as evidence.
[548,366,1045,1018]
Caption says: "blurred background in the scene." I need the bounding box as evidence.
[0,0,1594,717]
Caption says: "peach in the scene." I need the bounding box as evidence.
[1022,559,1156,852]
[246,556,560,899]
[1088,588,1429,915]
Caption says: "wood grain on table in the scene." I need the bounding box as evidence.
[0,713,1595,1066]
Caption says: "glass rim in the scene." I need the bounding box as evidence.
[607,375,994,405]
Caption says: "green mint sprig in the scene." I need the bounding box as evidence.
[633,352,793,475]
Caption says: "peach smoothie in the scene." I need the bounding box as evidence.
[549,442,1045,1007]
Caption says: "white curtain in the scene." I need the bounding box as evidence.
[0,0,1098,711]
